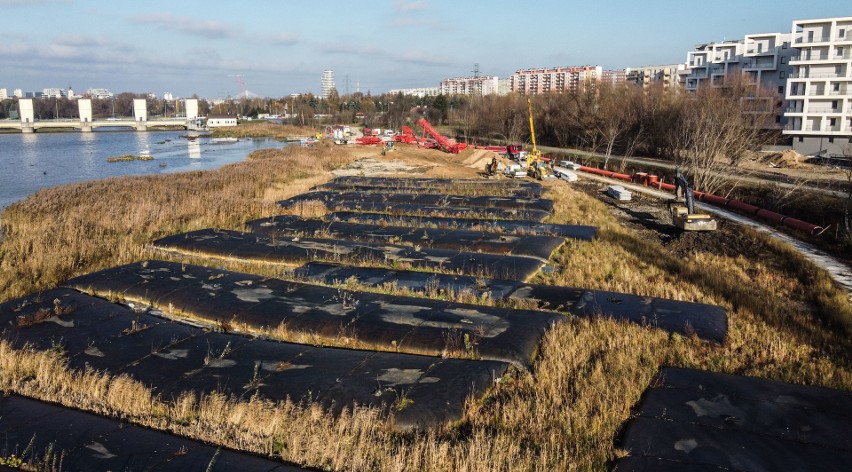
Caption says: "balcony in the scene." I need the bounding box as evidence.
[792,51,852,61]
[795,35,832,44]
[807,107,842,113]
[743,62,777,69]
[745,48,776,56]
[790,72,847,79]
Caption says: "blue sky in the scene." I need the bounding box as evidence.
[0,0,848,98]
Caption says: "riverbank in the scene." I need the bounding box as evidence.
[0,142,849,470]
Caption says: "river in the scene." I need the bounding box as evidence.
[0,129,287,209]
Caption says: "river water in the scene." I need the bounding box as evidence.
[0,129,287,209]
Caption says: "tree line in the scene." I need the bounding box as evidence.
[1,82,778,193]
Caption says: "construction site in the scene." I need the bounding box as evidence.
[0,117,850,471]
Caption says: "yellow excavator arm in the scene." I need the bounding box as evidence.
[526,98,542,169]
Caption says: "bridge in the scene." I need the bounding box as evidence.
[0,98,202,133]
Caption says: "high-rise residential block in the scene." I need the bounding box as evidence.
[439,76,500,96]
[783,16,852,156]
[510,66,602,95]
[321,70,336,99]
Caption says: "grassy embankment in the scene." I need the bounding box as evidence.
[0,142,850,470]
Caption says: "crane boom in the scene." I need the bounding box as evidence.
[417,118,467,154]
[527,98,538,155]
[524,98,553,180]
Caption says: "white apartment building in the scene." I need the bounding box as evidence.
[86,88,113,99]
[682,32,795,127]
[13,89,23,98]
[321,70,336,99]
[0,88,7,100]
[439,76,499,96]
[42,88,65,98]
[783,16,852,157]
[387,87,440,98]
[626,64,686,89]
[683,40,745,91]
[510,66,602,95]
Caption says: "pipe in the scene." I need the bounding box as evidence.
[695,193,730,207]
[726,200,761,215]
[754,209,787,225]
[577,166,825,236]
[781,217,823,236]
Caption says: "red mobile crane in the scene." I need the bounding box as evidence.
[416,118,468,154]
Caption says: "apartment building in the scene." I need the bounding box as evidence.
[626,64,685,89]
[387,87,440,98]
[783,16,852,157]
[510,66,602,95]
[42,88,65,98]
[601,69,627,87]
[0,88,7,100]
[321,70,335,99]
[682,32,795,128]
[439,76,499,96]
[682,40,744,91]
[86,88,113,99]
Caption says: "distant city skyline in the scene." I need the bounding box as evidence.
[0,0,849,98]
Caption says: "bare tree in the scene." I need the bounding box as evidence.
[676,83,774,194]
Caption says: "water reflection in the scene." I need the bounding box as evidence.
[134,132,152,157]
[188,139,201,158]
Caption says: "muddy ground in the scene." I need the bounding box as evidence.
[571,179,780,262]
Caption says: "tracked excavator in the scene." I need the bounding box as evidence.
[671,168,717,231]
[525,98,555,180]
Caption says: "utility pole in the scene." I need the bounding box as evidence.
[472,63,482,96]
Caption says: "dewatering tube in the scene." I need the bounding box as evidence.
[580,166,825,236]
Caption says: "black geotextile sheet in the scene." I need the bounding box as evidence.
[327,211,598,240]
[612,367,852,471]
[63,260,565,367]
[245,215,565,259]
[296,263,727,344]
[0,288,511,432]
[152,229,546,281]
[0,395,300,472]
[319,177,544,198]
[281,190,554,213]
[281,198,551,222]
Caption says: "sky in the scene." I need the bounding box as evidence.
[0,0,849,99]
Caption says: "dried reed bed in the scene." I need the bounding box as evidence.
[210,122,319,140]
[1,150,851,470]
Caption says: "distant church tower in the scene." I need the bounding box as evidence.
[321,70,336,99]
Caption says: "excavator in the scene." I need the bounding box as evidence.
[525,98,555,180]
[671,167,718,231]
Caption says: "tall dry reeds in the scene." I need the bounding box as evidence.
[210,122,318,140]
